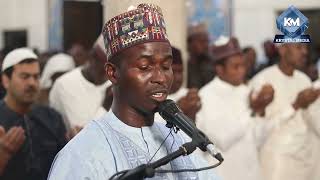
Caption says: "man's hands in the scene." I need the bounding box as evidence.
[293,88,319,110]
[0,126,25,156]
[250,84,275,116]
[177,88,201,122]
[0,126,25,175]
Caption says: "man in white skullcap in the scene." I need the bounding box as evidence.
[49,35,111,130]
[38,53,75,105]
[196,36,274,180]
[0,48,68,180]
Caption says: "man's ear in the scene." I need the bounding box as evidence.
[105,62,119,84]
[1,74,10,90]
[215,64,224,77]
[278,44,286,58]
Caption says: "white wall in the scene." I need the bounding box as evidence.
[0,0,48,51]
[233,0,320,63]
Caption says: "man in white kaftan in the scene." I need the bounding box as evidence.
[250,43,319,180]
[48,112,220,180]
[49,36,111,129]
[304,79,320,180]
[48,4,220,180]
[197,37,272,180]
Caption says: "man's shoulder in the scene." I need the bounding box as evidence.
[31,104,62,119]
[253,65,277,78]
[61,120,108,153]
[199,79,215,94]
[0,101,20,128]
[199,78,221,99]
[54,67,83,87]
[294,70,312,84]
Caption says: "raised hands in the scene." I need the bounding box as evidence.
[250,84,275,116]
[177,88,201,122]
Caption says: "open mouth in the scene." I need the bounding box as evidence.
[150,92,168,102]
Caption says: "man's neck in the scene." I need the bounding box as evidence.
[111,99,154,128]
[4,96,31,114]
[81,65,104,85]
[278,59,294,76]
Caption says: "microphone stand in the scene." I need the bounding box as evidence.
[112,141,197,180]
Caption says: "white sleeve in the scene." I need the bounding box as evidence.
[190,150,222,180]
[304,98,320,137]
[48,150,96,180]
[197,107,248,152]
[266,104,296,129]
[251,116,274,150]
[49,80,87,128]
[179,132,222,180]
[49,80,71,129]
[249,74,297,135]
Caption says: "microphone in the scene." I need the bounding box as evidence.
[157,99,223,162]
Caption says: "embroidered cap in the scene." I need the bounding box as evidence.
[102,3,170,61]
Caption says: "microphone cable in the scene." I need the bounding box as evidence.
[156,160,223,174]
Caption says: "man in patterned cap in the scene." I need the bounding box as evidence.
[48,4,220,180]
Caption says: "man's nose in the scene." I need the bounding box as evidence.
[151,66,166,85]
[27,76,39,87]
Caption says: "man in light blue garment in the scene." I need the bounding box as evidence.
[48,3,220,180]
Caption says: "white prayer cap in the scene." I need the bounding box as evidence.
[40,53,75,89]
[214,36,230,46]
[2,48,38,72]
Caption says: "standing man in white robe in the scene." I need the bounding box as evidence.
[197,37,274,180]
[48,4,220,180]
[250,43,319,180]
[304,79,320,180]
[49,36,111,130]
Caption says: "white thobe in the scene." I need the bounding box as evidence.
[305,80,320,180]
[196,77,266,180]
[49,67,111,129]
[250,65,314,180]
[167,87,188,101]
[47,111,221,180]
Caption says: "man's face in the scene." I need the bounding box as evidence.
[170,64,183,93]
[188,33,209,56]
[216,54,246,86]
[69,44,89,66]
[244,49,256,70]
[281,43,308,70]
[90,48,108,84]
[114,42,173,113]
[264,41,277,59]
[3,61,40,105]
